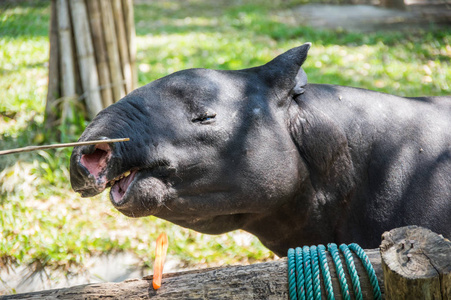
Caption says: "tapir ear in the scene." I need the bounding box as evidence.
[259,42,311,97]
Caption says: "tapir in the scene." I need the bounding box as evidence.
[70,43,451,256]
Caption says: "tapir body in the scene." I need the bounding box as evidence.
[70,44,451,256]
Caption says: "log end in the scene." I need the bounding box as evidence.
[380,225,451,298]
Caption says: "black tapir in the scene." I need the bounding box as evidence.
[70,43,451,256]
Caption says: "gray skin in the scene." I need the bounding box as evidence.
[70,43,451,256]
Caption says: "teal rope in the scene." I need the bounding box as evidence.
[327,243,351,300]
[302,246,313,300]
[289,243,379,300]
[339,244,363,300]
[288,248,298,300]
[295,247,306,300]
[349,243,382,300]
[309,246,321,300]
[317,245,335,300]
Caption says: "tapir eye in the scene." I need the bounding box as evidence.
[192,112,217,124]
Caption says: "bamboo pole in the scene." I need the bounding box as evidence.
[99,0,126,102]
[44,0,60,128]
[46,0,137,128]
[112,0,133,94]
[56,0,76,122]
[122,0,137,90]
[86,0,114,108]
[69,0,103,119]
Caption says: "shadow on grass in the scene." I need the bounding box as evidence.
[0,0,50,38]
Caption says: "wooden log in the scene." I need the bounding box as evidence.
[0,249,384,299]
[44,0,60,128]
[86,0,114,108]
[112,0,133,94]
[122,0,138,90]
[56,0,76,122]
[99,0,126,102]
[380,225,451,299]
[69,0,103,119]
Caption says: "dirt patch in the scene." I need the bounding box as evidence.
[291,4,450,32]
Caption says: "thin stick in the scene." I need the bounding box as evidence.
[0,138,130,156]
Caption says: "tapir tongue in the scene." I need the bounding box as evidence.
[111,170,137,204]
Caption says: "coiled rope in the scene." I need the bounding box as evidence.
[295,247,305,300]
[288,243,381,300]
[303,246,313,299]
[348,243,382,300]
[288,248,298,300]
[339,244,363,300]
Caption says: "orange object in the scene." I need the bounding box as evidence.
[152,232,168,290]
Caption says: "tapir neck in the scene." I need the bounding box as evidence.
[243,83,428,255]
[282,83,451,251]
[242,186,347,257]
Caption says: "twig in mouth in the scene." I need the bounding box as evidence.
[0,138,130,156]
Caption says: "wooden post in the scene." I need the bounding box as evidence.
[381,225,451,299]
[86,0,114,108]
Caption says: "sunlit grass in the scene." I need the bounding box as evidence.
[0,37,49,114]
[0,0,450,289]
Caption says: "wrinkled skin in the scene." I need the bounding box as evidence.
[70,44,451,256]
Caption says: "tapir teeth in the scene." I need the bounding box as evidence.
[111,170,132,184]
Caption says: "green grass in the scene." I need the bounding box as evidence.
[1,0,450,292]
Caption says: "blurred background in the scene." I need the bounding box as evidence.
[0,0,450,295]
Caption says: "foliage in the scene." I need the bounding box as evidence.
[0,0,450,291]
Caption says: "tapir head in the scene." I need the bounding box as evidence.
[70,43,311,233]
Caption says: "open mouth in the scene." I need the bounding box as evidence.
[110,169,138,205]
[74,142,172,208]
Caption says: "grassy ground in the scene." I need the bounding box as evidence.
[1,0,450,293]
